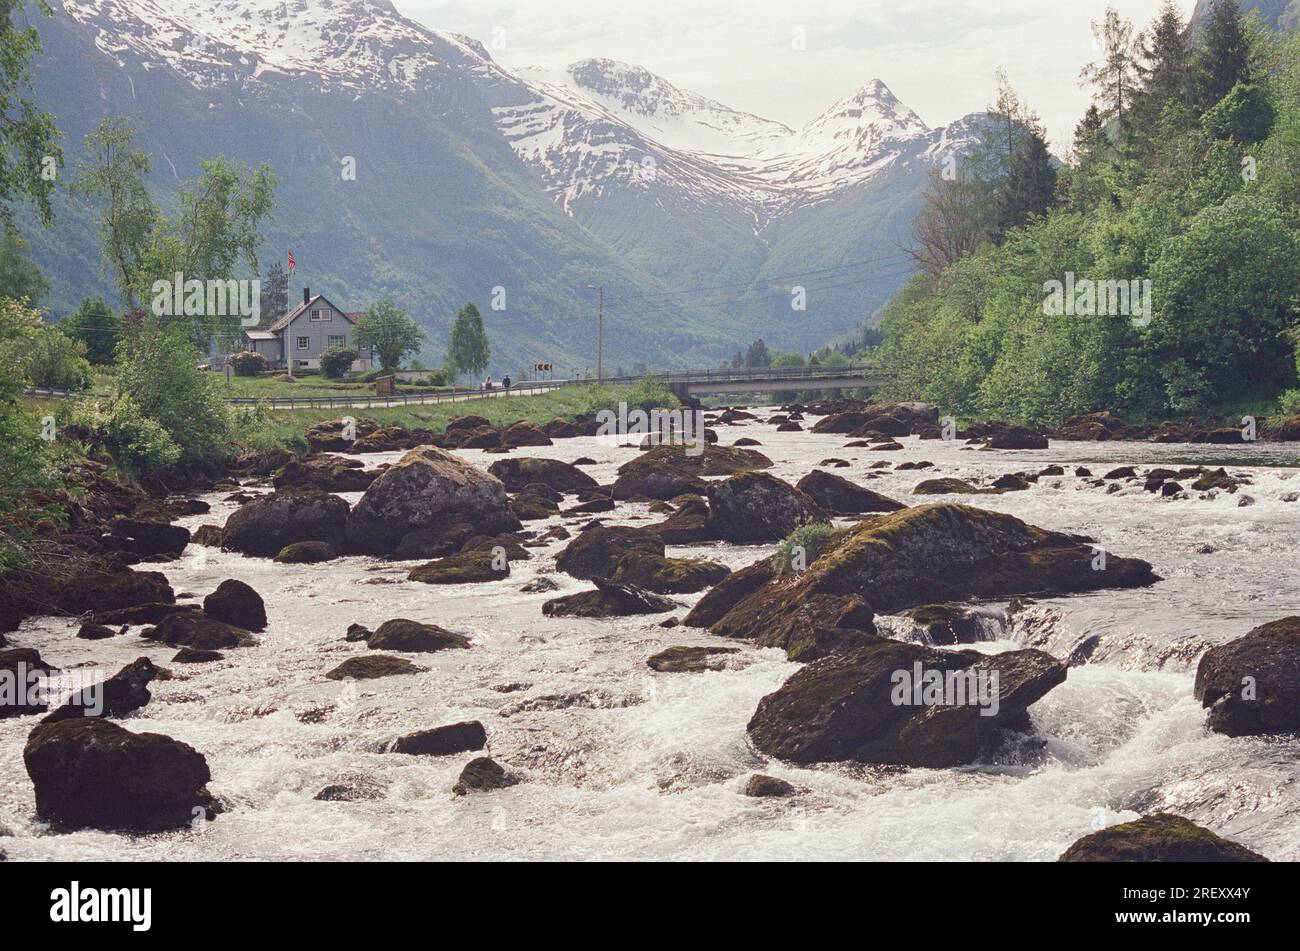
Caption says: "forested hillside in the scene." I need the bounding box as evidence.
[877,1,1300,424]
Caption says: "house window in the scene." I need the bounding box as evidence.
[310,308,330,321]
[297,336,310,350]
[327,335,346,348]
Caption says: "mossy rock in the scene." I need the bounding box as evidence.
[612,551,731,594]
[1058,814,1268,862]
[325,655,429,680]
[274,540,340,564]
[407,550,510,584]
[367,619,470,652]
[646,646,740,672]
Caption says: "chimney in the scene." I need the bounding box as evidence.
[303,287,311,305]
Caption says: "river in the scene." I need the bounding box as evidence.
[2,416,1298,860]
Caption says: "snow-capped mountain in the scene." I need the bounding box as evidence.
[28,0,981,367]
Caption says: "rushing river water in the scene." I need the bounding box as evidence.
[3,416,1299,861]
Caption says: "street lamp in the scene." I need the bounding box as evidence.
[586,284,603,384]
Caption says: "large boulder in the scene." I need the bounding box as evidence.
[306,418,378,451]
[647,646,740,672]
[706,472,827,543]
[453,757,518,795]
[747,639,1066,766]
[390,721,487,756]
[368,618,471,652]
[222,490,349,558]
[612,445,771,501]
[1194,617,1300,737]
[682,558,776,628]
[775,503,1156,615]
[556,526,663,580]
[612,551,731,594]
[325,655,428,680]
[983,427,1049,450]
[346,447,513,556]
[640,497,712,544]
[23,718,218,831]
[542,579,677,617]
[1058,814,1268,862]
[144,613,257,650]
[105,518,191,558]
[272,455,376,492]
[407,550,509,584]
[704,505,1157,658]
[796,470,906,515]
[487,457,599,493]
[203,579,267,632]
[0,555,174,632]
[500,421,553,447]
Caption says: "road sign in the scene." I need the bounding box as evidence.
[533,363,553,373]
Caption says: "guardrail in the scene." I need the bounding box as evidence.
[23,363,892,410]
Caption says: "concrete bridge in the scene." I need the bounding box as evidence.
[659,363,892,403]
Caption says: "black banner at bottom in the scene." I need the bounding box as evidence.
[0,859,1286,937]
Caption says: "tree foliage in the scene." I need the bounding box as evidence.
[877,6,1300,424]
[59,297,119,365]
[0,0,61,228]
[357,298,425,373]
[445,301,489,378]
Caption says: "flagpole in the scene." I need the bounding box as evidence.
[286,249,295,379]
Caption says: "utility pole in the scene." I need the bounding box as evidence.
[587,284,603,383]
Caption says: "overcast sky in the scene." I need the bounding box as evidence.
[398,0,1193,151]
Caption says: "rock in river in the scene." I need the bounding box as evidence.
[706,471,827,543]
[612,551,731,594]
[367,619,471,653]
[796,470,905,515]
[542,579,678,618]
[222,490,349,558]
[24,718,219,831]
[389,721,487,756]
[203,579,267,631]
[346,447,515,556]
[1194,616,1300,737]
[1058,814,1268,862]
[747,639,1066,767]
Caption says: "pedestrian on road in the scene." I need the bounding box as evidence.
[502,374,512,389]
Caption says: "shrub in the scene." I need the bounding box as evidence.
[27,326,92,392]
[320,346,358,379]
[76,393,181,474]
[773,520,835,575]
[1278,389,1300,416]
[229,351,267,376]
[116,315,232,465]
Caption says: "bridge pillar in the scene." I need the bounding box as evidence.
[668,382,699,408]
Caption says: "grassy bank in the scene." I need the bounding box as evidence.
[233,381,670,454]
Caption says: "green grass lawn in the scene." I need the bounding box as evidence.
[234,382,665,454]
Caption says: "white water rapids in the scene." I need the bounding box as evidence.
[2,416,1298,860]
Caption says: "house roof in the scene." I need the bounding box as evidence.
[265,294,358,334]
[245,330,276,340]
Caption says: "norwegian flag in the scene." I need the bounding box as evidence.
[287,249,296,273]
